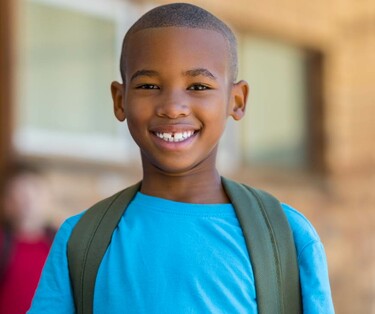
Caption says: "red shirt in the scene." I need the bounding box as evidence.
[0,230,52,314]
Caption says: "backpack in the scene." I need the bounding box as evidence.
[67,177,302,314]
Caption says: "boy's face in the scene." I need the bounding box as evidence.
[112,27,248,174]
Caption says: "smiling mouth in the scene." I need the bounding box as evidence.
[154,131,196,142]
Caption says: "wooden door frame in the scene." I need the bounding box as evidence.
[0,0,15,174]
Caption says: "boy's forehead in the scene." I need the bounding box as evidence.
[119,3,238,81]
[124,27,231,71]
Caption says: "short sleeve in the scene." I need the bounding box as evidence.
[298,241,335,313]
[282,204,335,313]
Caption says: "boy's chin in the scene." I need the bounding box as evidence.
[144,154,218,177]
[140,145,219,176]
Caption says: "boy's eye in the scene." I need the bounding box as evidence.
[188,84,210,91]
[136,84,159,89]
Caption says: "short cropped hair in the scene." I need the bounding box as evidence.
[120,3,238,82]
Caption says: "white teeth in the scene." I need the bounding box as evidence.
[174,133,183,141]
[155,131,195,142]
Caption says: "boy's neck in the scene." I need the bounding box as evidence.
[140,168,230,204]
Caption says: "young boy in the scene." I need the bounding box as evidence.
[29,3,334,313]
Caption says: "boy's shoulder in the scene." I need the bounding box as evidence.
[281,203,321,256]
[59,211,85,237]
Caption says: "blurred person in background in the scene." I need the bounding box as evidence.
[0,161,55,314]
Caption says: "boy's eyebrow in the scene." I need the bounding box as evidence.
[130,69,159,81]
[130,68,217,81]
[183,68,217,80]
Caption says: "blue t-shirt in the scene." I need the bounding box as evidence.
[29,192,334,313]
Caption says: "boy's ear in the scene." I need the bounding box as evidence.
[229,80,249,121]
[111,81,126,121]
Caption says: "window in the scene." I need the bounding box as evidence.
[236,35,315,170]
[15,0,141,163]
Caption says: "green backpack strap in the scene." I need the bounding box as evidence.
[67,182,141,314]
[221,176,302,314]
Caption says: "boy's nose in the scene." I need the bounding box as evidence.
[155,92,191,119]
